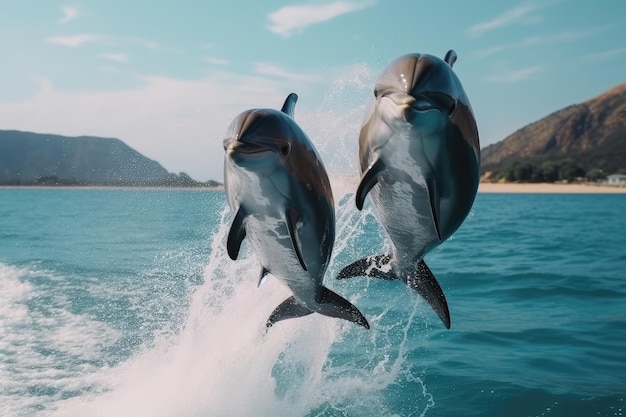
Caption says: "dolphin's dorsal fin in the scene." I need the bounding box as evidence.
[285,207,307,271]
[356,158,385,210]
[444,50,457,68]
[281,93,298,117]
[227,206,248,260]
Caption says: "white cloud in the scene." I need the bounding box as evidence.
[100,53,129,63]
[487,66,542,83]
[474,26,610,58]
[0,64,377,182]
[125,37,160,50]
[253,63,323,82]
[203,57,230,65]
[59,6,79,24]
[583,47,626,62]
[468,2,545,37]
[268,1,375,37]
[100,66,121,74]
[45,34,160,51]
[0,74,318,181]
[46,34,102,47]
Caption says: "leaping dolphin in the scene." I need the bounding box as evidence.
[337,50,480,329]
[223,93,369,330]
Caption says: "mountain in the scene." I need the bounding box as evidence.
[481,83,626,182]
[0,130,217,187]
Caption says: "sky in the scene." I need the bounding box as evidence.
[1,0,625,182]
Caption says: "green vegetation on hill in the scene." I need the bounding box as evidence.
[0,130,220,187]
[481,83,626,182]
[483,158,626,183]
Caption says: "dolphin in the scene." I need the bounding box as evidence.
[337,50,480,329]
[223,93,369,330]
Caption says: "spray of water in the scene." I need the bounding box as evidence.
[50,196,433,417]
[50,70,436,417]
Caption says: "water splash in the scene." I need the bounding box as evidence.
[48,73,435,416]
[48,192,434,416]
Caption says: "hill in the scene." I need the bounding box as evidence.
[0,130,217,187]
[481,83,626,182]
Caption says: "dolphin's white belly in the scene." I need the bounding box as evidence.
[366,132,440,265]
[370,173,439,265]
[245,213,319,296]
[234,166,331,304]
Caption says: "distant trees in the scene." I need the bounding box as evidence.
[540,161,559,182]
[0,172,222,188]
[585,168,605,182]
[490,159,609,183]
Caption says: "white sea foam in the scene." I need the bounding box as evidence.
[48,196,433,417]
[0,262,121,415]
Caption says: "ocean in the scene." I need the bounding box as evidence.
[1,187,625,417]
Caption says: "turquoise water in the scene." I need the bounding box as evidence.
[1,188,625,417]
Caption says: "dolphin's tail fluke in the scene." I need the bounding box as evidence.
[266,289,370,330]
[337,255,451,329]
[316,287,370,329]
[266,296,313,328]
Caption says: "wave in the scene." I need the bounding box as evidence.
[0,262,120,416]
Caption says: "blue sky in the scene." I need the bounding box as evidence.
[1,1,624,181]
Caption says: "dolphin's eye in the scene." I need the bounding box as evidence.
[373,89,379,98]
[281,144,290,156]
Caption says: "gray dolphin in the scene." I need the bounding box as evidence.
[223,93,369,330]
[337,50,480,329]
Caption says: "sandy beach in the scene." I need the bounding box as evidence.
[478,182,626,194]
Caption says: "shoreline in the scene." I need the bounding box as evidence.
[1,183,624,194]
[0,185,223,191]
[478,182,626,194]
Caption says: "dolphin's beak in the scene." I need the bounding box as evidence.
[384,92,414,106]
[230,141,268,155]
[224,136,270,156]
[225,136,290,166]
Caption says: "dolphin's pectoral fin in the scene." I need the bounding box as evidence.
[425,177,442,241]
[285,207,307,271]
[407,260,451,329]
[266,296,314,329]
[317,287,370,329]
[336,255,395,280]
[281,93,298,118]
[444,50,457,68]
[258,267,270,287]
[356,158,386,210]
[226,207,247,260]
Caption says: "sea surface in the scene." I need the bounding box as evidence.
[1,188,625,417]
